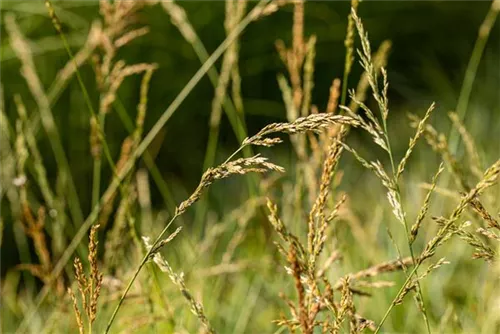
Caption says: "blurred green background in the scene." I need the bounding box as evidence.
[1,1,499,273]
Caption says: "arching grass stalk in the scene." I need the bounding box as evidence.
[16,1,271,332]
[104,112,359,333]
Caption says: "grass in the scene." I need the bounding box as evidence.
[1,1,500,333]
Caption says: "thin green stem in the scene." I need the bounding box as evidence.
[105,213,180,333]
[375,264,420,334]
[223,145,247,165]
[448,1,499,157]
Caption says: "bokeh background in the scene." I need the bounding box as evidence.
[1,1,499,332]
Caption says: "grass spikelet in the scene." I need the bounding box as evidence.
[291,0,305,109]
[99,63,158,115]
[378,160,500,332]
[434,219,495,262]
[266,198,305,257]
[68,288,85,334]
[351,8,389,120]
[347,40,392,115]
[50,21,102,101]
[176,155,284,215]
[69,224,103,333]
[20,206,51,276]
[14,117,63,294]
[308,138,343,264]
[332,277,352,334]
[287,245,308,334]
[469,198,500,230]
[409,114,471,192]
[325,194,347,224]
[420,160,500,262]
[335,257,413,290]
[114,26,150,48]
[396,103,436,179]
[244,114,359,147]
[143,234,214,334]
[410,162,445,243]
[340,99,388,152]
[88,225,103,324]
[477,227,500,241]
[301,35,316,117]
[134,67,156,142]
[278,73,298,122]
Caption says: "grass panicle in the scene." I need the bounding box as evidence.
[68,224,103,333]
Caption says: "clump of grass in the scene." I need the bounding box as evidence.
[105,111,359,333]
[3,2,500,334]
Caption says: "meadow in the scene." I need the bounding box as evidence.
[1,1,500,333]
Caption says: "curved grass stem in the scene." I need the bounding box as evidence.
[104,213,179,333]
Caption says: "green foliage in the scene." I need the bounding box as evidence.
[1,1,499,334]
